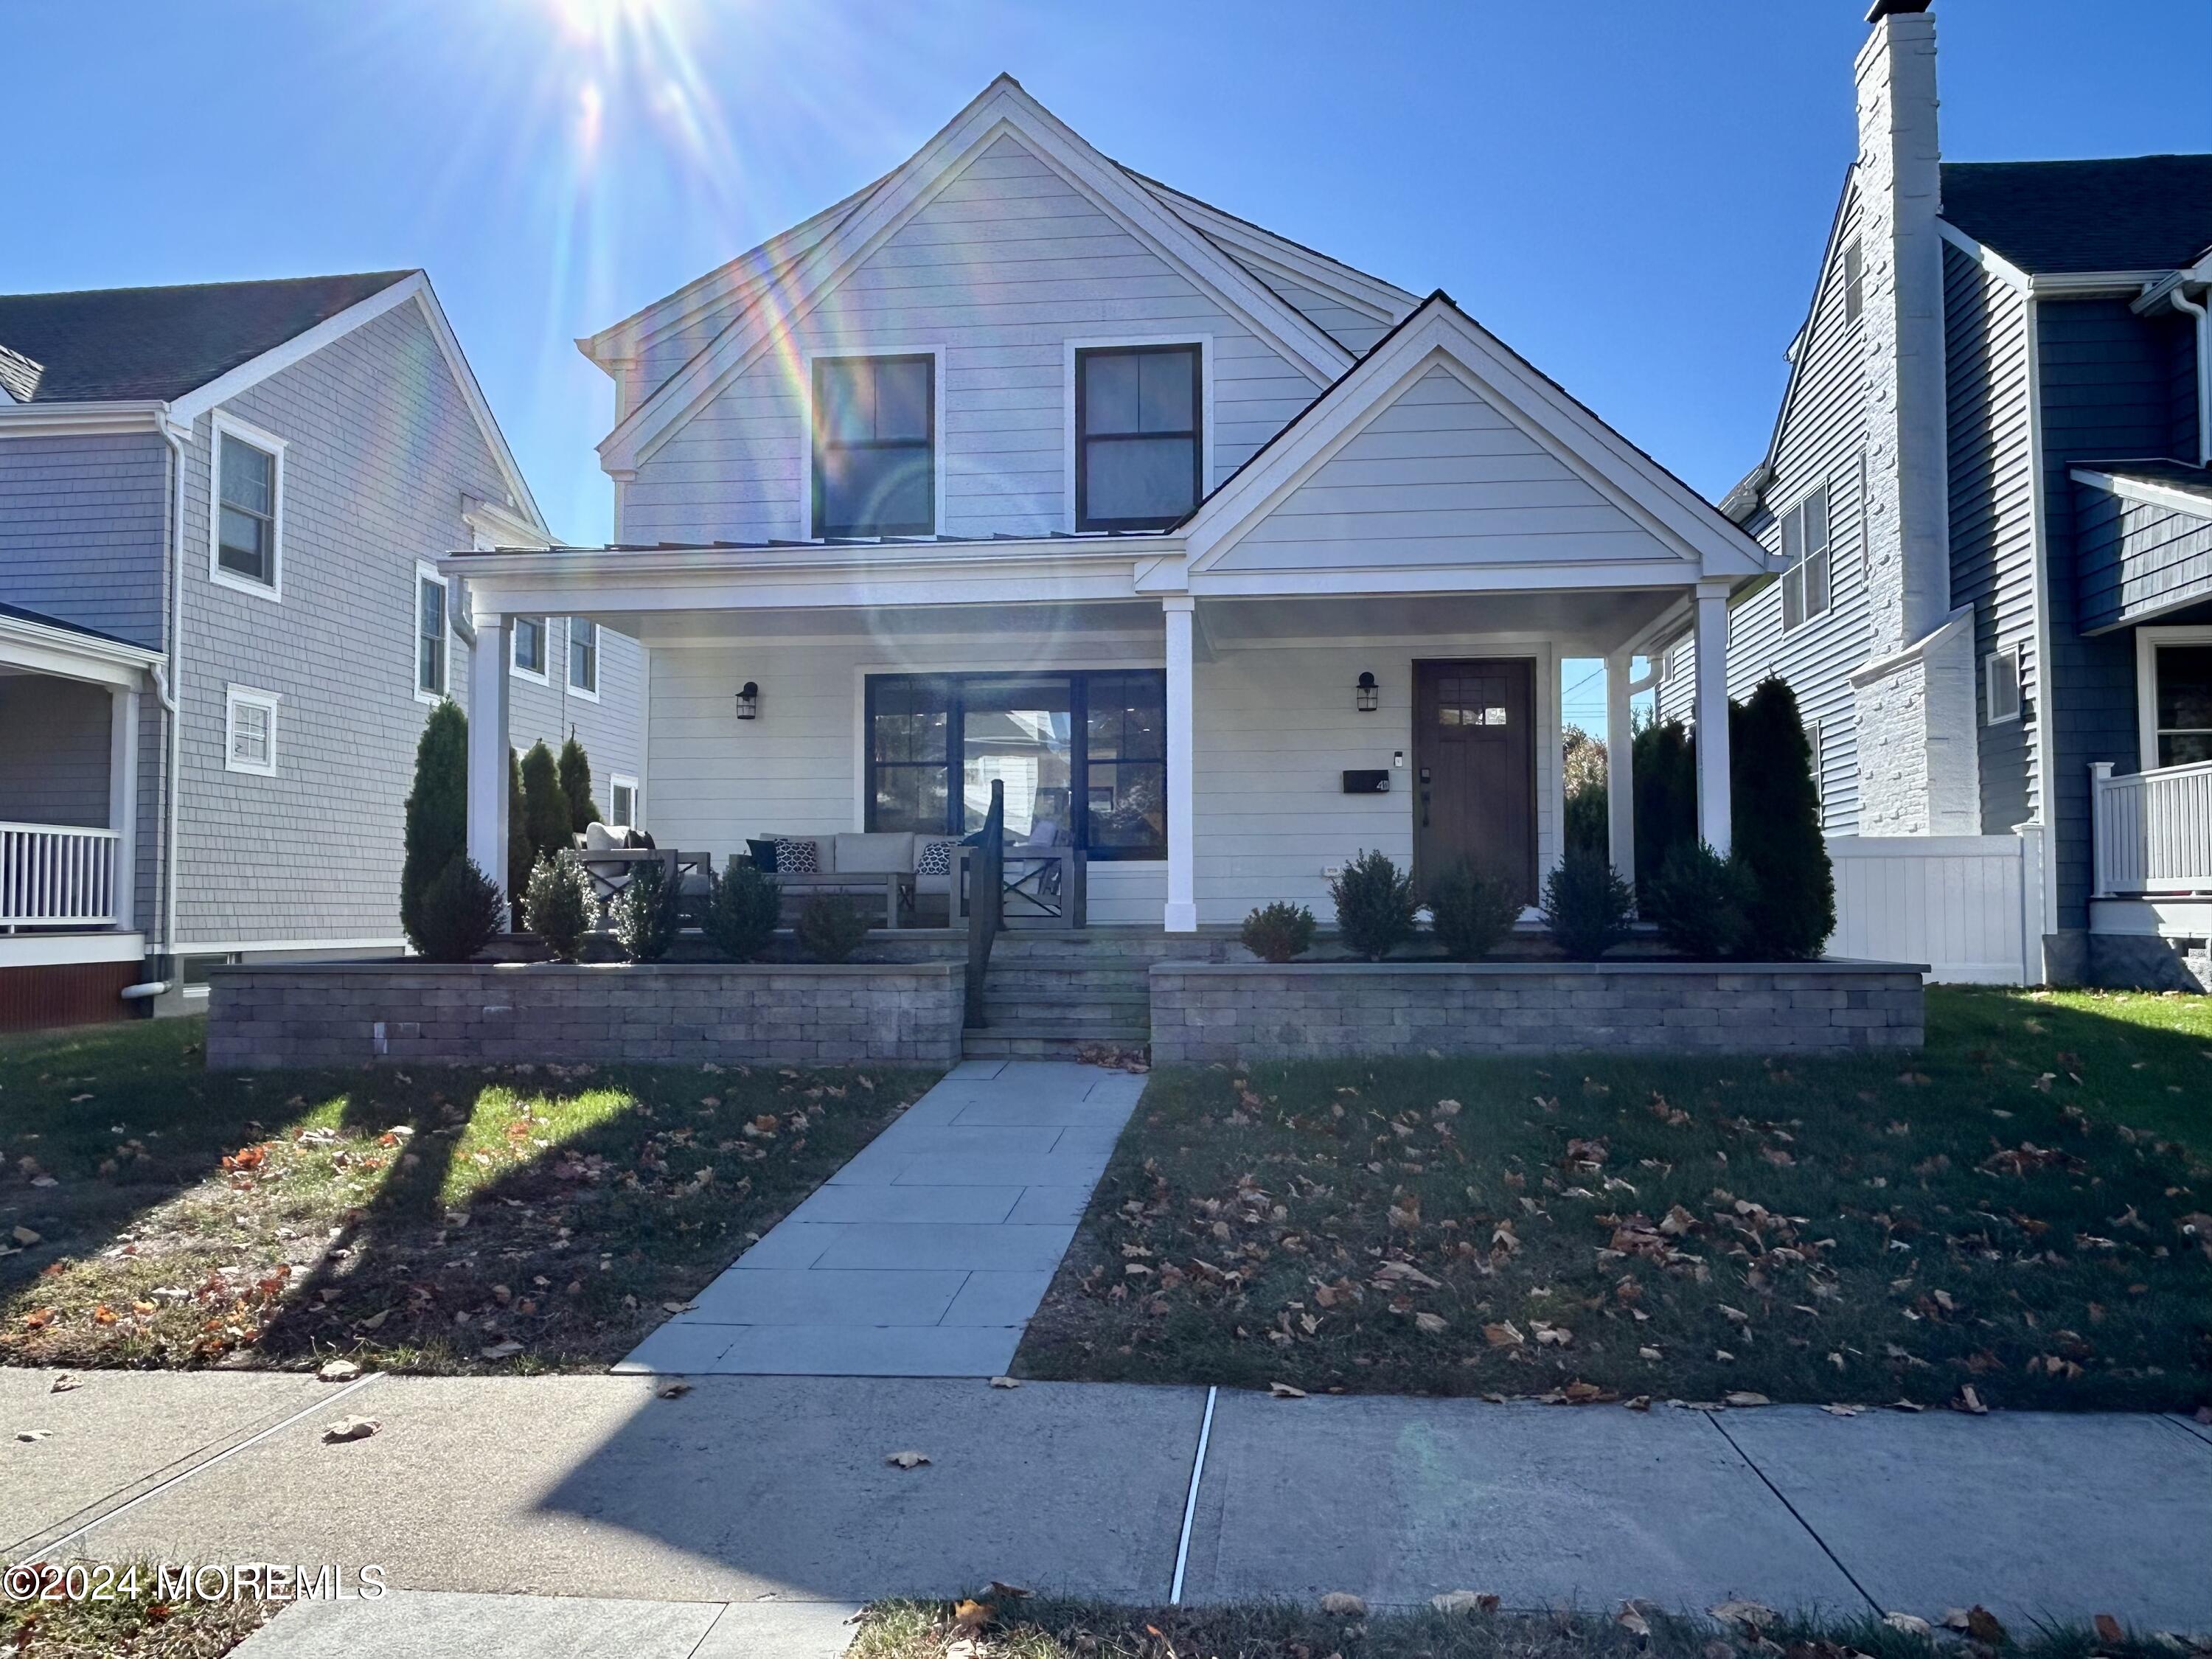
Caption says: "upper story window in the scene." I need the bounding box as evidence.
[1076,344,1202,530]
[1842,238,1864,327]
[1985,644,2023,726]
[813,354,934,538]
[1780,483,1832,630]
[568,617,599,698]
[416,566,448,699]
[512,616,548,681]
[211,417,284,597]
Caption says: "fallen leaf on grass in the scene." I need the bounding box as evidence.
[886,1450,931,1469]
[1953,1385,1988,1415]
[661,1301,698,1315]
[1617,1604,1652,1639]
[1483,1321,1526,1349]
[322,1416,380,1444]
[1269,1382,1307,1399]
[10,1227,39,1247]
[480,1340,524,1361]
[316,1360,361,1383]
[2095,1615,2125,1644]
[1413,1311,1448,1335]
[1722,1391,1772,1408]
[951,1599,992,1632]
[1821,1404,1865,1417]
[1709,1600,1775,1630]
[656,1382,693,1400]
[1941,1607,2008,1645]
[1431,1590,1500,1615]
[987,1581,1032,1601]
[1883,1613,1932,1636]
[988,1376,1020,1389]
[1319,1592,1366,1616]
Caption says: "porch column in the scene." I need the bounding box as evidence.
[108,684,139,932]
[467,611,512,919]
[1163,595,1197,933]
[1694,582,1732,855]
[1605,649,1635,889]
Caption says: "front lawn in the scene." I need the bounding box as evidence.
[0,1018,937,1373]
[1015,988,2212,1411]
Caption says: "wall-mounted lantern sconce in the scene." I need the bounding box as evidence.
[734,681,759,721]
[1354,671,1380,713]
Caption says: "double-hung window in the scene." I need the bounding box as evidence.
[1842,238,1864,327]
[568,617,599,697]
[1781,483,1832,630]
[866,671,1167,860]
[813,354,934,537]
[609,775,639,827]
[417,566,448,698]
[212,420,282,594]
[512,616,547,680]
[1075,344,1202,530]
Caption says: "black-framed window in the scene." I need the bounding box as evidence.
[813,353,934,537]
[866,671,1167,860]
[218,434,277,585]
[1076,344,1201,530]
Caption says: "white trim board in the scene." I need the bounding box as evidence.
[0,932,149,970]
[0,611,160,689]
[596,77,1350,473]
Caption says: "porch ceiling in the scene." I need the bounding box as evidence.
[611,597,1163,648]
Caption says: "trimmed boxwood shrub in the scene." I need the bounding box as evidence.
[1424,862,1520,961]
[1540,847,1632,960]
[608,858,684,963]
[414,858,503,964]
[522,852,597,962]
[1241,901,1317,964]
[1641,841,1753,960]
[1329,849,1417,961]
[704,857,782,962]
[796,892,869,963]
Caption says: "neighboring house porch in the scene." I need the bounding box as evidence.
[0,602,159,1026]
[449,299,1769,936]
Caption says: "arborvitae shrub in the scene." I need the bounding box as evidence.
[414,858,503,964]
[1540,847,1633,960]
[557,735,602,832]
[1425,862,1521,960]
[1731,676,1836,960]
[1641,841,1754,961]
[1329,849,1417,961]
[400,700,467,951]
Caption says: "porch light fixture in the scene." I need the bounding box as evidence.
[734,681,759,721]
[1355,671,1380,713]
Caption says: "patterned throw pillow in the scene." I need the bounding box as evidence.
[917,837,955,877]
[773,836,819,874]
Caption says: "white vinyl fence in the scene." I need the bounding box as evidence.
[1825,832,2039,984]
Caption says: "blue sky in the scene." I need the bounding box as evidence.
[10,0,2211,734]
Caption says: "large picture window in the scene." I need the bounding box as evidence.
[866,671,1166,860]
[813,353,934,538]
[1076,344,1202,530]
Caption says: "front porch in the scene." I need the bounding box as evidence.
[0,603,159,1026]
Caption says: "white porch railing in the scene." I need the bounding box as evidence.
[2091,761,2212,897]
[0,822,121,930]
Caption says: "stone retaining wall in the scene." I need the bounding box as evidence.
[1149,960,1925,1064]
[206,960,966,1071]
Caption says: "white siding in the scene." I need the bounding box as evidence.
[1215,366,1672,574]
[622,133,1326,544]
[1251,271,1393,354]
[646,630,1560,930]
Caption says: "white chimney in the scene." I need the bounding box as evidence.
[1850,0,1980,836]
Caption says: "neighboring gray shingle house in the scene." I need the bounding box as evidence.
[0,273,645,1027]
[1656,0,2211,988]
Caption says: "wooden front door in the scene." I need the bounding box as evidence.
[1413,658,1537,902]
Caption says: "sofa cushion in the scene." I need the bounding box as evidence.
[582,821,622,852]
[772,835,823,874]
[835,831,915,874]
[916,836,956,877]
[745,838,779,872]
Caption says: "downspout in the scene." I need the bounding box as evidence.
[2171,282,2209,467]
[153,416,188,963]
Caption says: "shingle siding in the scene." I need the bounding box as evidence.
[622,133,1326,544]
[2034,297,2186,929]
[2075,486,2212,633]
[0,433,170,649]
[167,299,642,949]
[1941,242,2038,835]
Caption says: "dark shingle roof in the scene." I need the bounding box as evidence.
[0,599,154,653]
[0,271,414,403]
[1941,157,2212,276]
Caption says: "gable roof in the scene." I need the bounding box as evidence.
[1182,292,1771,585]
[580,85,1416,390]
[1941,156,2212,276]
[0,272,413,403]
[591,76,1362,470]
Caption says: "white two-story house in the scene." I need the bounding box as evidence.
[445,76,1770,944]
[1,272,646,1027]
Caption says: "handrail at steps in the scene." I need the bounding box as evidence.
[964,779,1004,1028]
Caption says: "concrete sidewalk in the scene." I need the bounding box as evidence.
[617,1060,1145,1378]
[7,1368,2211,1641]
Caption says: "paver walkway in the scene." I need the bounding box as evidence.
[616,1060,1144,1377]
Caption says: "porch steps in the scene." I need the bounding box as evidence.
[963,932,1227,1059]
